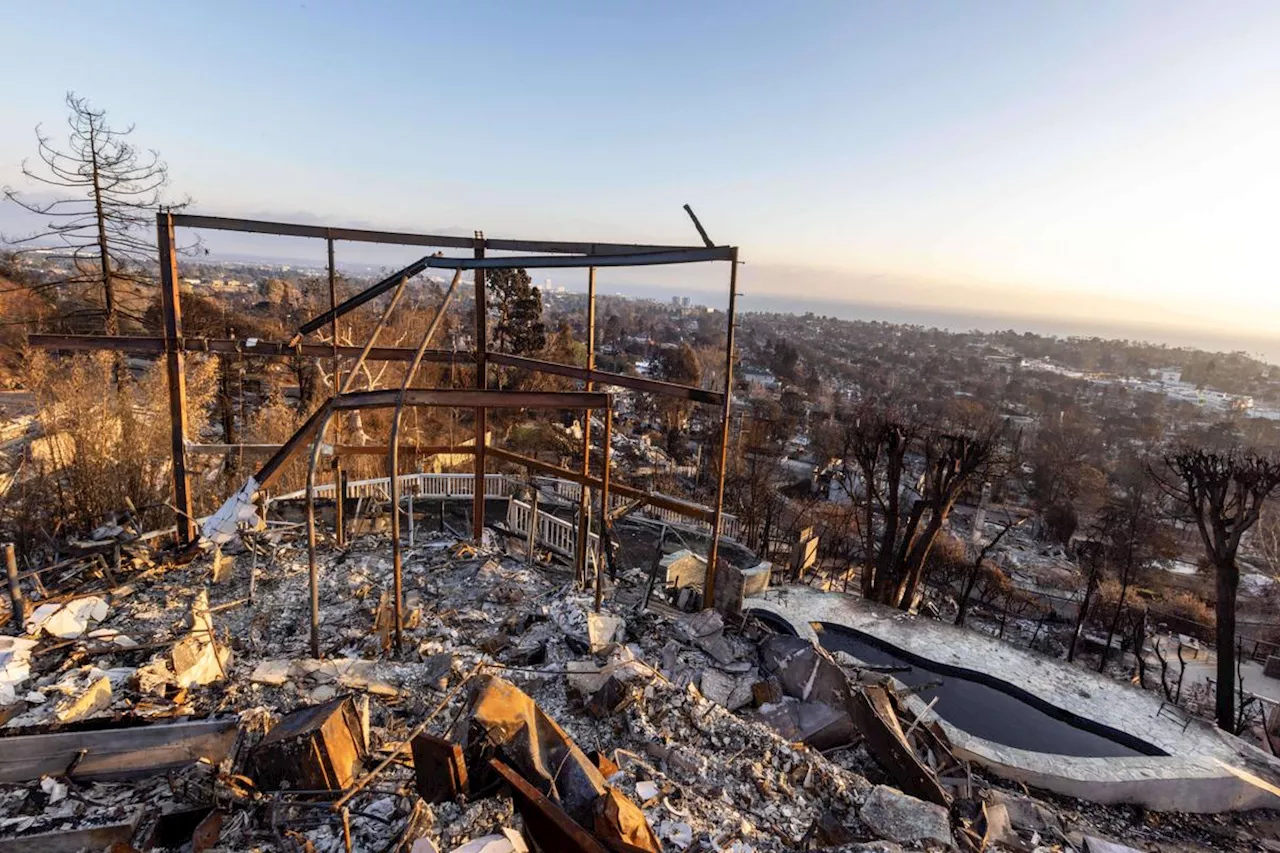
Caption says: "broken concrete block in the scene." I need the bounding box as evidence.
[660,549,707,590]
[586,612,625,653]
[249,660,292,687]
[712,561,747,617]
[86,628,138,649]
[0,636,38,705]
[740,561,771,598]
[54,674,112,723]
[699,669,754,711]
[566,660,608,701]
[135,659,175,695]
[211,547,234,584]
[252,696,368,792]
[676,609,737,665]
[989,789,1060,835]
[759,634,852,707]
[753,697,857,751]
[26,596,108,639]
[172,633,231,688]
[449,830,528,853]
[1265,655,1280,679]
[1083,836,1145,853]
[859,785,954,850]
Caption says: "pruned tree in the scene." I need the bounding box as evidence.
[1155,449,1280,731]
[3,93,193,335]
[488,267,546,356]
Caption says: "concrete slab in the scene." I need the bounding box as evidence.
[747,585,1280,813]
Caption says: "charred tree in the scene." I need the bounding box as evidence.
[3,93,193,335]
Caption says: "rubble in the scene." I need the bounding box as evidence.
[0,526,1269,852]
[859,785,955,849]
[23,595,108,639]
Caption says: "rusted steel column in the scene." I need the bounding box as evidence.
[389,270,462,655]
[575,268,596,586]
[472,235,487,544]
[305,405,338,659]
[594,404,612,612]
[157,212,196,545]
[328,235,346,548]
[4,543,26,625]
[705,249,739,607]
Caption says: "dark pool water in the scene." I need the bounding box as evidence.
[812,622,1166,759]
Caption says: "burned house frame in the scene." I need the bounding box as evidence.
[28,210,741,649]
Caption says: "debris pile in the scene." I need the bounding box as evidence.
[0,528,1271,851]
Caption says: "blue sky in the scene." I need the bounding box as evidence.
[4,1,1280,338]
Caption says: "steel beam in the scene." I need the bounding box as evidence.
[26,336,717,403]
[575,267,596,586]
[169,212,704,255]
[328,235,345,547]
[299,256,433,336]
[705,247,740,606]
[157,212,196,545]
[594,407,612,612]
[333,389,608,411]
[419,248,732,269]
[473,235,487,544]
[488,352,722,405]
[26,334,463,365]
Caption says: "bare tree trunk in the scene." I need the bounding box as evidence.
[1099,570,1132,673]
[86,116,116,337]
[1217,560,1239,731]
[1067,568,1099,663]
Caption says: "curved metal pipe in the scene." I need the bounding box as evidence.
[388,270,462,654]
[305,403,338,658]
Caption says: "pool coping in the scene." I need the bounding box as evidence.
[747,586,1280,813]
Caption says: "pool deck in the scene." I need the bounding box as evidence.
[747,585,1280,813]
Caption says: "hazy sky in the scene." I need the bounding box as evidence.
[3,1,1280,339]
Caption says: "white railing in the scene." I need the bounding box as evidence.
[273,472,739,541]
[550,479,741,539]
[506,498,599,564]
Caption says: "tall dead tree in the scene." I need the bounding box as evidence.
[3,93,191,335]
[1156,449,1280,731]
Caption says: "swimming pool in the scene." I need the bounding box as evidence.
[813,622,1166,759]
